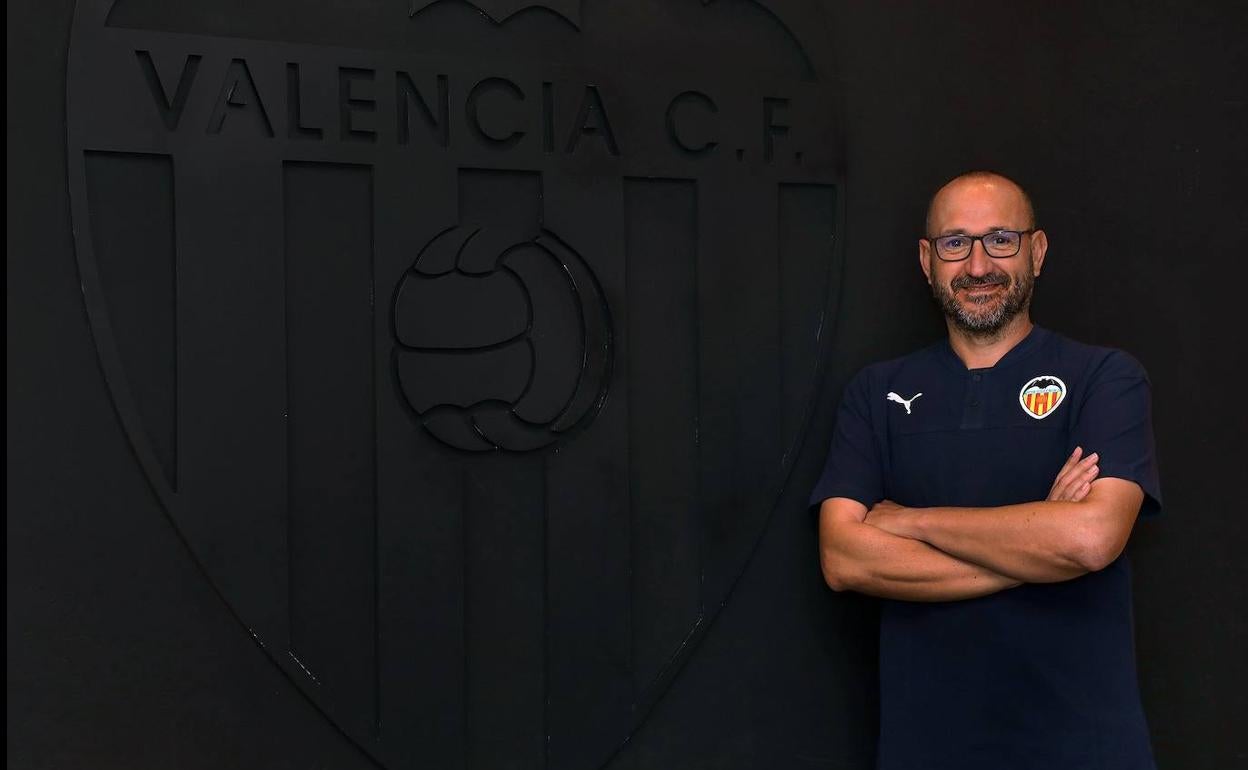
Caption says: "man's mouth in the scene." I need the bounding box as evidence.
[961,282,1005,295]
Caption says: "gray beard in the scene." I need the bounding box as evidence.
[931,257,1034,336]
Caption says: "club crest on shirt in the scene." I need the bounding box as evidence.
[1019,375,1067,419]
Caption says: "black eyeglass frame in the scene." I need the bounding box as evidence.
[925,229,1037,262]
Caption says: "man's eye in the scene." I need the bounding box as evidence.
[990,235,1010,246]
[944,238,965,249]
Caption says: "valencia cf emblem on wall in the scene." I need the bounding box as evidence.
[1019,375,1067,419]
[64,1,845,767]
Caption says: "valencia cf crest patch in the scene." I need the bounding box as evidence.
[1019,375,1067,419]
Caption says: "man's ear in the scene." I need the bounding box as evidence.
[1030,229,1049,275]
[919,239,933,284]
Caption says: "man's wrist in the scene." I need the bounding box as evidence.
[893,505,926,540]
[867,501,926,540]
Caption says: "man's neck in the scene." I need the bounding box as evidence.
[946,316,1034,370]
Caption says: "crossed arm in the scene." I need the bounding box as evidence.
[817,448,1146,602]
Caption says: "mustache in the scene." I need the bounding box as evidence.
[951,274,1010,290]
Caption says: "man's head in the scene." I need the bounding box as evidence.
[919,171,1047,337]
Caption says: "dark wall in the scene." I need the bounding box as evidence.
[9,2,1246,769]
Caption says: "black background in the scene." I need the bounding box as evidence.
[9,1,1247,768]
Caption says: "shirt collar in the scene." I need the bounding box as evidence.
[937,323,1050,374]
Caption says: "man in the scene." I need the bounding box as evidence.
[809,171,1162,769]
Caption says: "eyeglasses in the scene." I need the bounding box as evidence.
[927,229,1035,262]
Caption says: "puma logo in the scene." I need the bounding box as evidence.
[886,391,923,414]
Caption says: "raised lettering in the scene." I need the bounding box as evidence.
[466,77,526,149]
[541,81,555,153]
[287,63,323,141]
[763,97,790,163]
[665,91,719,156]
[136,50,201,132]
[339,67,377,143]
[396,71,449,147]
[207,58,273,137]
[566,85,619,157]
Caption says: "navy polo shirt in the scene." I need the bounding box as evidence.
[809,324,1162,770]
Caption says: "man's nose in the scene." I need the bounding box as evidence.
[964,240,994,277]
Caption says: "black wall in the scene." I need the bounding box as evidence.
[9,1,1247,768]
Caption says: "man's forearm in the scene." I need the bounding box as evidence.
[880,501,1091,583]
[822,519,1022,602]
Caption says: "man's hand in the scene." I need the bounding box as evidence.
[863,498,909,537]
[1047,446,1099,502]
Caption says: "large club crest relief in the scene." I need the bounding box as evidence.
[67,1,845,766]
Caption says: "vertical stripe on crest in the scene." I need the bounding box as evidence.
[1022,382,1065,419]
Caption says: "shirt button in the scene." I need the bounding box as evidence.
[969,398,980,406]
[972,374,982,381]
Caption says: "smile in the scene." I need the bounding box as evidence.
[963,283,1004,295]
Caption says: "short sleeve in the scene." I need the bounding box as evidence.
[808,368,885,513]
[1071,351,1163,517]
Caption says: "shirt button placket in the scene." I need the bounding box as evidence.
[962,372,986,429]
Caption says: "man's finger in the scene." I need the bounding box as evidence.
[1053,464,1099,502]
[1053,452,1098,490]
[1074,480,1092,501]
[1052,448,1090,484]
[1073,457,1100,485]
[1049,456,1100,502]
[1055,446,1083,479]
[1067,451,1098,475]
[1053,454,1093,489]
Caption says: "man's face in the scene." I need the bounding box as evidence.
[919,178,1047,335]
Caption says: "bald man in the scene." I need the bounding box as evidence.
[809,171,1162,769]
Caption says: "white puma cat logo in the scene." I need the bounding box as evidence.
[886,391,923,414]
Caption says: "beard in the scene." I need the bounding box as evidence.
[931,255,1034,336]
